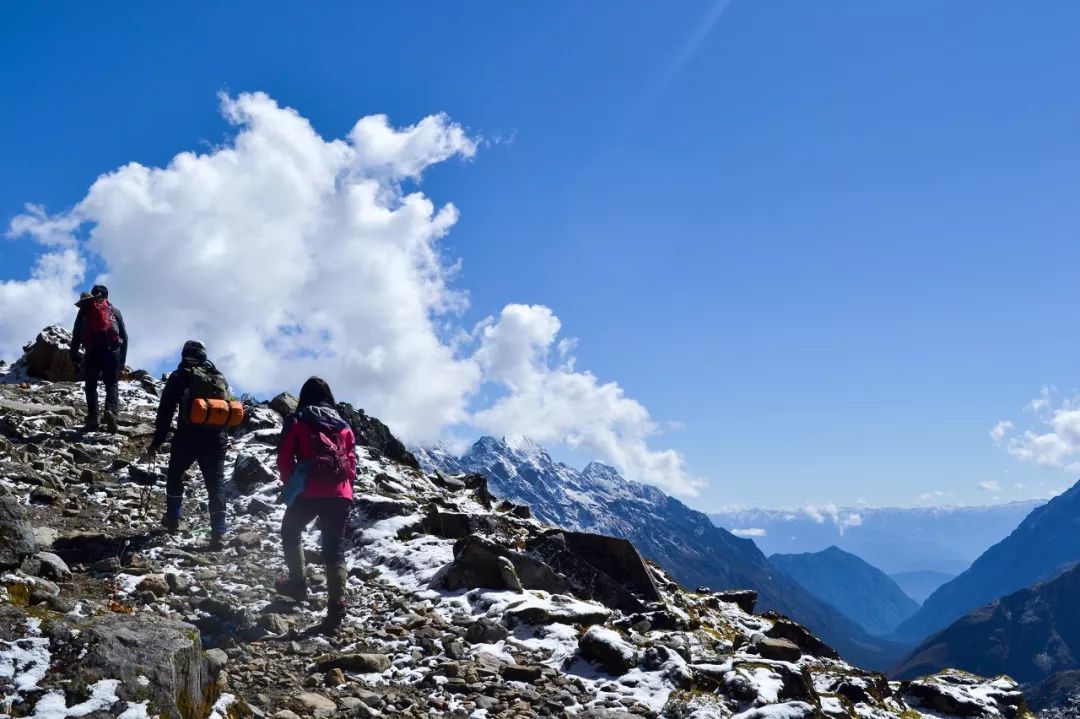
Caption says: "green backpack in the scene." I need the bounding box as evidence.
[182,365,230,427]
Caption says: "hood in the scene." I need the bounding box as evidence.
[297,404,349,432]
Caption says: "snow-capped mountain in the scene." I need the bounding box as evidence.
[416,435,908,670]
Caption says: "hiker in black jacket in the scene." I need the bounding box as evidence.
[70,285,128,431]
[147,340,229,550]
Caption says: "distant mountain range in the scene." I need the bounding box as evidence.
[893,479,1080,643]
[415,436,906,670]
[894,562,1080,683]
[711,500,1042,576]
[889,570,957,604]
[771,546,919,636]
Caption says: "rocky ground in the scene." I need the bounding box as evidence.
[0,328,1036,718]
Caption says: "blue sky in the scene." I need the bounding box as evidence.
[3,2,1080,510]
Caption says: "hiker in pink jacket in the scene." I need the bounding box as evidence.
[274,376,357,632]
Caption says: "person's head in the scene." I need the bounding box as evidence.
[90,284,109,299]
[181,340,207,363]
[298,376,335,409]
[74,291,93,308]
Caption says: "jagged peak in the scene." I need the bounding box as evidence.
[502,433,545,458]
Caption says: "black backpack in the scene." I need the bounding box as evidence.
[181,364,230,427]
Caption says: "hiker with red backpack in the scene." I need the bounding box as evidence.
[275,377,357,632]
[147,340,243,551]
[70,285,128,431]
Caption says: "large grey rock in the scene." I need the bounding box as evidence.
[232,453,277,493]
[269,392,298,417]
[0,398,75,417]
[21,552,70,581]
[578,626,638,675]
[16,326,79,382]
[64,612,210,718]
[315,652,391,674]
[294,692,337,718]
[752,633,802,662]
[0,485,36,568]
[442,535,572,595]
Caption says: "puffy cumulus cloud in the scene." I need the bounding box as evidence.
[2,92,698,495]
[7,91,478,440]
[471,304,702,496]
[0,248,85,357]
[978,480,1002,492]
[998,388,1080,470]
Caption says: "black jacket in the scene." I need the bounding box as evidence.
[71,302,128,364]
[152,359,226,447]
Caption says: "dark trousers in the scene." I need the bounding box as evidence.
[83,347,120,417]
[281,497,351,604]
[165,432,227,535]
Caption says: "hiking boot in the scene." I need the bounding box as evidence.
[319,601,347,634]
[83,415,99,431]
[275,577,308,603]
[161,514,180,534]
[102,410,118,433]
[207,533,226,552]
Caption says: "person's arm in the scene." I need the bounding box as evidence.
[151,371,184,448]
[70,308,84,355]
[112,307,129,365]
[277,417,301,484]
[344,427,357,486]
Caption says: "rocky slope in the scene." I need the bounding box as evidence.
[712,502,1041,577]
[894,563,1080,683]
[416,437,907,671]
[770,547,918,637]
[895,482,1080,644]
[0,327,1033,719]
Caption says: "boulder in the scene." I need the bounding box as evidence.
[17,326,79,382]
[752,633,802,662]
[66,612,211,718]
[420,506,513,539]
[269,392,299,417]
[465,618,509,645]
[0,397,75,418]
[578,626,639,675]
[314,652,391,674]
[763,614,839,660]
[355,495,418,520]
[336,401,420,469]
[0,485,37,568]
[22,552,71,581]
[714,589,758,614]
[525,531,656,613]
[232,453,277,493]
[293,692,337,718]
[442,535,572,595]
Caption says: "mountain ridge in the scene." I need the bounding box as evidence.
[770,545,919,636]
[416,435,908,670]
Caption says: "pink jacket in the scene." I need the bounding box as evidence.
[277,409,356,501]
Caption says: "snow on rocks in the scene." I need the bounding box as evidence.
[0,330,1038,718]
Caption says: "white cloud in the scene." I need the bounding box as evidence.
[989,420,1013,442]
[2,92,698,496]
[471,304,702,495]
[800,503,862,533]
[730,528,766,538]
[919,490,945,502]
[999,389,1080,472]
[978,480,1002,492]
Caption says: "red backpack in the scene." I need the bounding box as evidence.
[307,426,352,484]
[83,299,119,345]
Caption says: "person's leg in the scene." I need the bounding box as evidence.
[195,437,228,538]
[101,351,121,430]
[163,438,197,531]
[319,498,352,623]
[82,349,102,426]
[280,500,318,594]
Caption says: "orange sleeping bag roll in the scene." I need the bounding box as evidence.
[190,398,245,428]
